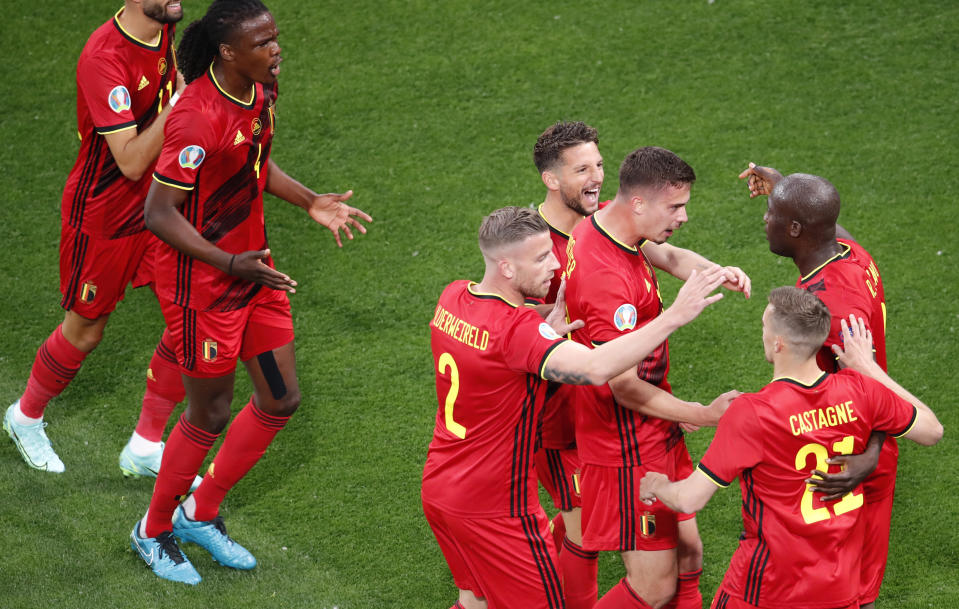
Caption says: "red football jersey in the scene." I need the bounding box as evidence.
[422,281,567,518]
[698,371,916,609]
[797,238,887,373]
[797,237,894,497]
[63,11,177,239]
[152,68,276,312]
[564,215,679,467]
[537,205,576,449]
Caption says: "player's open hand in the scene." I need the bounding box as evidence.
[228,248,298,292]
[546,279,585,336]
[807,452,877,501]
[831,315,877,373]
[306,190,372,248]
[738,162,783,198]
[666,266,726,326]
[721,265,751,299]
[703,390,741,426]
[640,471,668,505]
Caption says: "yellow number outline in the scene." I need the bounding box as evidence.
[795,435,863,524]
[438,353,466,439]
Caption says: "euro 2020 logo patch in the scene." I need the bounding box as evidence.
[108,86,131,113]
[538,322,561,340]
[178,145,206,169]
[613,303,637,331]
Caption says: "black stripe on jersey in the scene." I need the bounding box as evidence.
[892,406,919,438]
[773,373,828,389]
[743,470,770,606]
[510,374,541,517]
[205,278,263,312]
[181,308,196,371]
[562,537,598,559]
[208,67,257,110]
[618,465,636,550]
[612,398,642,468]
[697,463,731,488]
[519,514,564,609]
[544,449,574,511]
[799,242,853,283]
[198,137,274,244]
[154,172,196,190]
[537,340,566,379]
[156,338,178,365]
[60,230,89,311]
[69,134,106,228]
[94,120,138,135]
[591,215,640,255]
[715,590,730,609]
[174,187,200,306]
[112,16,164,51]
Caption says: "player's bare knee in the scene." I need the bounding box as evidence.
[625,572,676,609]
[272,388,300,417]
[677,535,703,571]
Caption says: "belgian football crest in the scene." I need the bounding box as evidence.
[108,86,131,113]
[158,57,168,75]
[251,118,262,136]
[201,338,218,363]
[640,512,656,537]
[80,282,97,303]
[178,145,206,169]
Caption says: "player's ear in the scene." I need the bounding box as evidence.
[219,42,235,62]
[542,170,559,191]
[498,258,515,280]
[788,220,802,238]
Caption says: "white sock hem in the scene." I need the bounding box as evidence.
[128,431,163,457]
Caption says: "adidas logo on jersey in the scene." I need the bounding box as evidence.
[233,129,246,146]
[137,75,150,91]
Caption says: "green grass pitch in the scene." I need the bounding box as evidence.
[0,1,957,607]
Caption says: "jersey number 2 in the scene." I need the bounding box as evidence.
[438,353,466,439]
[795,435,864,524]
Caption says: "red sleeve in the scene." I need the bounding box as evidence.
[698,396,764,487]
[502,309,567,378]
[153,105,217,190]
[78,52,137,135]
[817,282,872,352]
[855,373,918,438]
[576,267,640,345]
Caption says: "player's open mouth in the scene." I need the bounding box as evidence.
[270,58,282,76]
[583,187,600,205]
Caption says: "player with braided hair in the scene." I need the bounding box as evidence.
[129,0,372,584]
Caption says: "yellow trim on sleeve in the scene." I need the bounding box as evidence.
[153,174,195,191]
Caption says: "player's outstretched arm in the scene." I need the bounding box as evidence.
[265,159,372,248]
[608,374,740,427]
[640,470,718,514]
[833,315,944,446]
[643,243,751,299]
[543,267,725,386]
[144,181,297,292]
[738,162,783,198]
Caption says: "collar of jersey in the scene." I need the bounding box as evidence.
[772,372,828,389]
[113,8,164,51]
[800,241,852,283]
[591,215,645,255]
[537,204,571,240]
[467,282,519,308]
[208,65,257,109]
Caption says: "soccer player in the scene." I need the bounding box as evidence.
[740,164,893,608]
[423,206,729,609]
[532,121,604,609]
[639,287,943,609]
[564,146,750,609]
[128,0,372,585]
[3,0,187,474]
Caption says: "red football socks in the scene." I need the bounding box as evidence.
[134,329,185,442]
[595,578,654,609]
[191,399,290,521]
[561,537,599,609]
[663,569,702,609]
[144,414,218,537]
[19,325,88,418]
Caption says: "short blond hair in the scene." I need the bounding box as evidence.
[767,286,831,358]
[478,206,548,256]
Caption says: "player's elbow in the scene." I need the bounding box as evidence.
[917,421,944,446]
[117,161,146,182]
